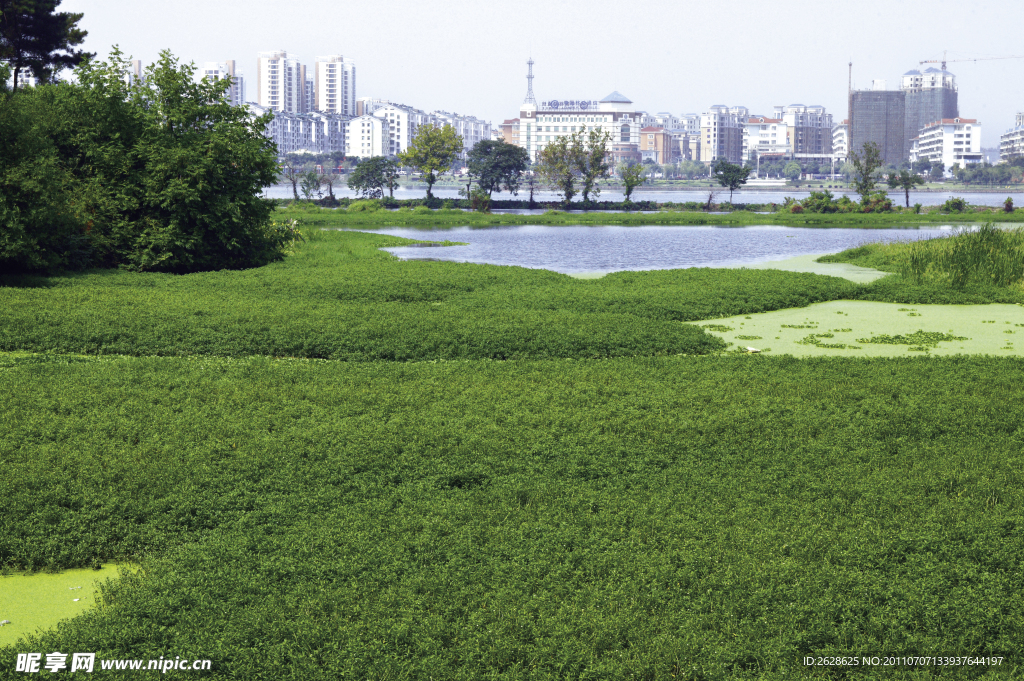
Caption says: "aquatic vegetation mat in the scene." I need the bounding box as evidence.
[2,354,1024,678]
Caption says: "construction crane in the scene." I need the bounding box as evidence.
[920,51,1024,71]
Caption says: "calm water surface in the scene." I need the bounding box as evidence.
[369,225,958,275]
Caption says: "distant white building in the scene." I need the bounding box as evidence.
[346,114,391,158]
[1000,113,1024,160]
[256,50,307,113]
[909,117,982,172]
[202,61,245,106]
[831,122,848,161]
[742,115,789,163]
[678,114,700,136]
[775,104,833,158]
[517,91,641,164]
[247,103,348,155]
[432,110,490,159]
[371,103,434,156]
[5,65,40,89]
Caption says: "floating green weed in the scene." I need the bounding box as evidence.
[702,324,734,332]
[855,330,968,347]
[735,335,762,340]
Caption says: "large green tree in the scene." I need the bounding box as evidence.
[399,123,463,199]
[537,131,584,205]
[576,129,613,203]
[850,141,884,203]
[618,161,645,203]
[0,0,91,91]
[347,156,400,199]
[467,140,530,197]
[712,159,752,202]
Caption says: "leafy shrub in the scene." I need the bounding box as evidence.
[860,190,893,213]
[0,50,282,274]
[347,199,383,213]
[941,197,968,213]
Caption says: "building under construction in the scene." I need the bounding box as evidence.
[901,67,959,159]
[850,83,906,166]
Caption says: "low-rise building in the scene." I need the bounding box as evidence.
[741,116,788,163]
[517,91,641,163]
[1000,113,1024,160]
[500,118,520,146]
[909,117,982,172]
[639,126,675,163]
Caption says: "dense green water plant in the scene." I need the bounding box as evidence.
[2,354,1023,678]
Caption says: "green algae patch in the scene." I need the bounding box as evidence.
[0,565,121,647]
[698,300,1024,357]
[741,253,891,283]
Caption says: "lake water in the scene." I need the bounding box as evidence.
[264,184,1022,207]
[368,225,960,275]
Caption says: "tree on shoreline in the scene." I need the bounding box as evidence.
[399,124,463,200]
[850,142,884,203]
[537,130,583,205]
[618,161,645,203]
[576,129,613,203]
[886,169,925,208]
[712,159,752,202]
[468,140,530,197]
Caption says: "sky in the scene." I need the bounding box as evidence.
[61,0,1024,148]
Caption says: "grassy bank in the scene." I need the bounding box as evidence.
[3,353,1024,679]
[279,202,1024,228]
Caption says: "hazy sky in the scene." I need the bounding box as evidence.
[62,0,1024,147]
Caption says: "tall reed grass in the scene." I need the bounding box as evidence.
[896,224,1024,289]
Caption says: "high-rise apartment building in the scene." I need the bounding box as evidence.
[700,105,747,164]
[202,61,245,106]
[850,85,906,166]
[314,56,356,116]
[901,67,958,160]
[256,51,307,113]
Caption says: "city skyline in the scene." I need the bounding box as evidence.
[60,0,1024,148]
